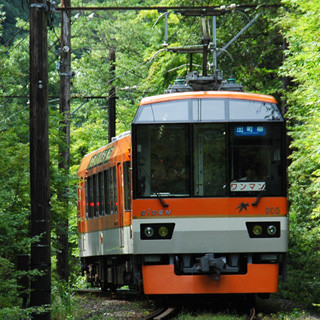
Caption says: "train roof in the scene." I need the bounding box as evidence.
[78,131,131,178]
[139,91,277,106]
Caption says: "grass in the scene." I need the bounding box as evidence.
[60,289,319,320]
[174,313,246,319]
[172,309,315,320]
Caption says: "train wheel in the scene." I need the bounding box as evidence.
[101,282,116,293]
[237,294,256,313]
[153,295,169,308]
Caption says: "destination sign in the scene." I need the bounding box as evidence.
[234,126,266,136]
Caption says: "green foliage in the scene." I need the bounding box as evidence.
[0,306,50,320]
[263,309,308,320]
[2,0,320,315]
[0,0,28,45]
[278,0,320,307]
[0,13,31,311]
[51,279,75,320]
[0,257,20,308]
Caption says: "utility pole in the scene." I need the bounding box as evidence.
[201,17,210,76]
[108,46,116,142]
[282,38,291,116]
[57,0,71,282]
[29,0,51,318]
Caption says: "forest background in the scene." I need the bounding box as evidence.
[0,0,320,318]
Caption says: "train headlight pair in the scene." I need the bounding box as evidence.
[252,224,277,236]
[141,223,174,240]
[246,222,280,238]
[144,226,169,238]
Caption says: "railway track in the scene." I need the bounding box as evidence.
[248,307,256,320]
[143,305,255,320]
[143,307,177,320]
[75,288,257,319]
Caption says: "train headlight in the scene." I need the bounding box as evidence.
[267,225,277,236]
[246,222,280,238]
[252,225,263,236]
[140,223,175,240]
[144,226,154,238]
[158,226,169,237]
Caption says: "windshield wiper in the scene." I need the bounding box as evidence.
[252,182,266,207]
[156,195,169,208]
[140,168,169,208]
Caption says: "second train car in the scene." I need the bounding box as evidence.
[78,90,287,296]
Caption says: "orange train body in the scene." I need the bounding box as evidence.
[142,264,279,295]
[78,91,287,295]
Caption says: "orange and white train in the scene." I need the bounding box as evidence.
[77,90,287,297]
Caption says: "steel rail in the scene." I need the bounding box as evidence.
[143,307,176,320]
[154,307,176,320]
[247,307,256,320]
[143,307,167,320]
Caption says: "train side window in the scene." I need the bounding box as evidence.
[85,178,89,219]
[88,176,94,218]
[98,172,104,216]
[109,168,113,214]
[123,161,131,211]
[112,166,118,214]
[104,169,110,215]
[93,174,98,218]
[107,168,113,214]
[107,167,116,214]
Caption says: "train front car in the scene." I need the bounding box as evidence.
[132,91,287,295]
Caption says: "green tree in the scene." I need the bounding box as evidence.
[0,0,28,44]
[279,0,320,306]
[5,0,320,314]
[0,9,31,314]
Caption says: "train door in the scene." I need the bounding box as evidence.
[117,162,124,248]
[77,179,85,234]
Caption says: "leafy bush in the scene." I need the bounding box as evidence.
[278,0,320,307]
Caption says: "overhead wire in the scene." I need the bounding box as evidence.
[11,30,29,50]
[0,4,247,118]
[0,8,192,105]
[55,4,281,12]
[0,103,29,130]
[70,90,117,116]
[3,20,29,48]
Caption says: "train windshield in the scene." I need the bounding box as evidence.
[133,98,285,198]
[229,124,284,196]
[135,124,190,197]
[193,124,227,196]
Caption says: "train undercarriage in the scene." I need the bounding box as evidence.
[81,252,285,295]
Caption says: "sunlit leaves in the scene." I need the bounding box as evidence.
[279,0,320,306]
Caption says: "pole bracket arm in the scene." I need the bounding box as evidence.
[60,71,75,78]
[30,1,56,12]
[30,3,49,10]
